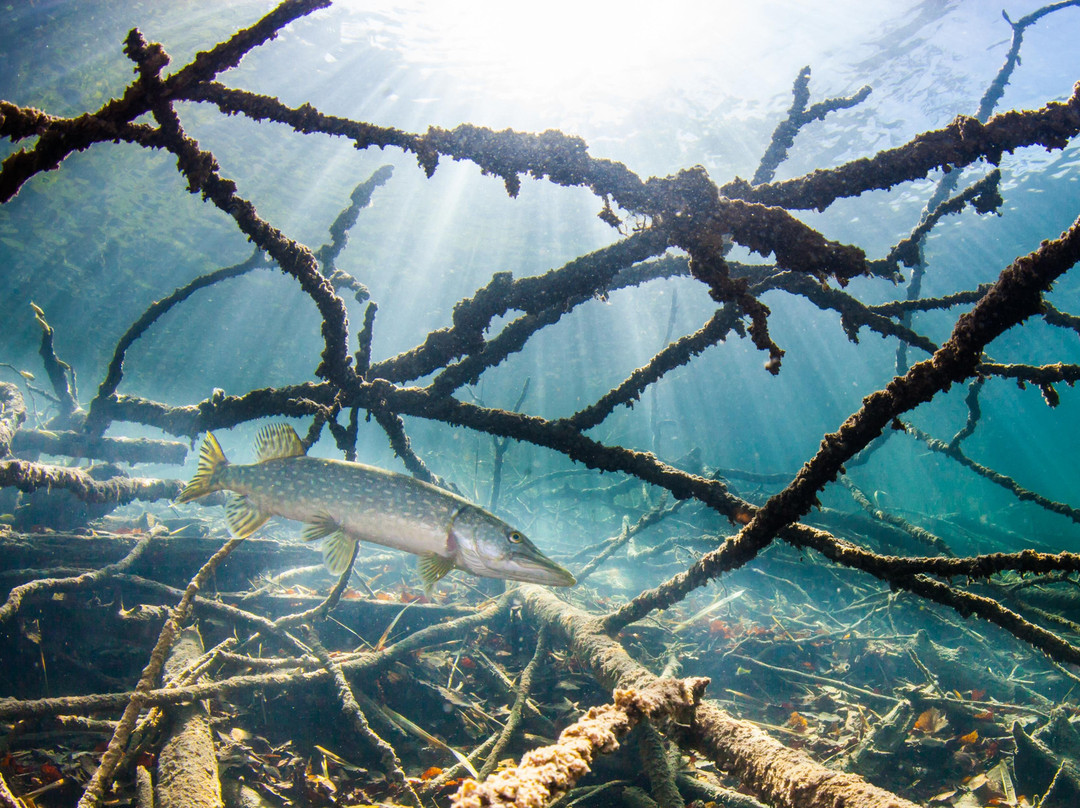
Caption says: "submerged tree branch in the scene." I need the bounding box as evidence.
[3,3,1080,807]
[516,585,921,808]
[606,211,1080,630]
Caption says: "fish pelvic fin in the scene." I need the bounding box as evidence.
[300,513,340,543]
[174,432,229,504]
[418,553,455,593]
[225,494,270,538]
[300,514,356,575]
[321,531,358,576]
[254,423,307,463]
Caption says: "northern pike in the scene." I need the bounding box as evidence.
[174,423,575,588]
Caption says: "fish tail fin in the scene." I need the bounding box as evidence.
[175,433,229,504]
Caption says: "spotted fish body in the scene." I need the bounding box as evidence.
[174,424,575,588]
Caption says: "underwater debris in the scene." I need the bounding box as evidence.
[153,625,224,808]
[451,678,708,808]
[0,383,26,457]
[2,1,1080,807]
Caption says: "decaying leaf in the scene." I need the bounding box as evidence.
[786,711,809,732]
[913,708,949,735]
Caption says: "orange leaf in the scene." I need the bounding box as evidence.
[708,620,737,638]
[959,730,978,745]
[786,711,809,732]
[913,707,948,734]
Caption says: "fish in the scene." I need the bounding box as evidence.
[174,423,575,589]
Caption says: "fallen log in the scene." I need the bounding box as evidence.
[11,429,188,465]
[154,625,224,808]
[0,458,179,505]
[518,585,921,808]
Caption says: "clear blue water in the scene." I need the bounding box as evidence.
[3,0,1078,565]
[4,2,1080,805]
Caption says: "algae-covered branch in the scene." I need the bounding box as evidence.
[3,1,1080,807]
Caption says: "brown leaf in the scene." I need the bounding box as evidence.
[913,707,949,735]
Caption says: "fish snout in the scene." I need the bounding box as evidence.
[504,550,577,587]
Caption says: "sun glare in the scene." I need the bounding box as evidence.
[339,0,763,125]
[417,3,700,92]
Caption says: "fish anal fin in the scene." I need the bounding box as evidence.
[418,553,455,592]
[225,494,270,538]
[300,513,341,544]
[322,531,358,575]
[254,423,307,463]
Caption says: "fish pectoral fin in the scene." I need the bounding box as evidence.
[418,553,455,591]
[300,513,341,543]
[321,531,358,576]
[224,494,270,538]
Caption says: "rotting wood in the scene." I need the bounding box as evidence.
[0,383,26,458]
[2,1,1080,805]
[10,430,188,466]
[0,458,180,507]
[0,770,20,808]
[452,676,709,808]
[517,585,921,808]
[1012,720,1080,804]
[0,533,323,592]
[75,538,246,808]
[154,626,224,808]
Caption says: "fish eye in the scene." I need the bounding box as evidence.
[508,531,523,543]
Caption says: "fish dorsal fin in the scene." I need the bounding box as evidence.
[225,494,270,538]
[254,423,306,463]
[418,553,455,592]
